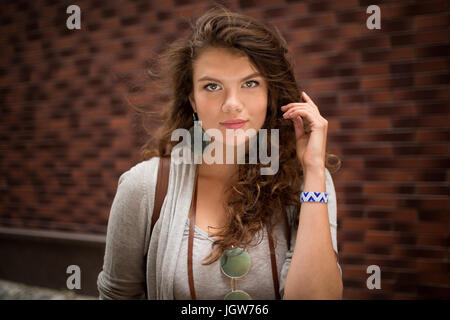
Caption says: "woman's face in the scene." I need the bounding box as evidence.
[189,47,268,147]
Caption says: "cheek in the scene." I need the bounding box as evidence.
[194,93,217,117]
[249,97,268,125]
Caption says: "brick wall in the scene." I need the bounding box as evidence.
[0,0,448,299]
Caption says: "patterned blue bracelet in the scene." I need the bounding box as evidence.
[300,192,329,203]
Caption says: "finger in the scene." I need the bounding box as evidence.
[280,103,309,112]
[283,106,313,119]
[283,108,314,129]
[301,92,318,109]
[293,115,305,137]
[293,114,303,126]
[284,108,327,130]
[282,102,319,118]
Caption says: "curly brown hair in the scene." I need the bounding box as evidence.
[138,4,341,264]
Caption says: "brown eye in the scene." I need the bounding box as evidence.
[204,83,220,91]
[244,80,259,88]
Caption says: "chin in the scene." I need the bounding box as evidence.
[222,133,255,150]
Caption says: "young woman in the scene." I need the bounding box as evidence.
[97,5,343,300]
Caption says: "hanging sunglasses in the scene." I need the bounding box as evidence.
[220,247,252,300]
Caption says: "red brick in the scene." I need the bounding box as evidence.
[360,63,390,76]
[415,30,449,44]
[417,272,450,286]
[392,246,446,259]
[365,230,410,245]
[416,259,448,272]
[414,58,448,72]
[415,184,449,195]
[414,72,450,86]
[414,13,449,29]
[417,234,447,246]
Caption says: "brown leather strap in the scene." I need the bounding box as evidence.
[187,169,198,300]
[151,156,170,234]
[267,210,291,300]
[266,222,281,300]
[284,211,291,252]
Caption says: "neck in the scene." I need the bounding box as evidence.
[196,142,242,183]
[197,162,239,182]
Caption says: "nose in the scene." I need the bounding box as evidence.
[221,89,243,113]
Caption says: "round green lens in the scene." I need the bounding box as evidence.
[220,248,251,279]
[224,290,252,300]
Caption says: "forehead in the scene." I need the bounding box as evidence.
[192,47,258,78]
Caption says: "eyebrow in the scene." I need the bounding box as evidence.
[197,72,262,83]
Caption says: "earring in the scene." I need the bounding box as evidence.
[189,112,210,154]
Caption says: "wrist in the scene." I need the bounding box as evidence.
[302,166,326,192]
[303,164,325,178]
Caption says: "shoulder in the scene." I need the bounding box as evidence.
[123,157,160,177]
[108,157,163,231]
[116,157,161,196]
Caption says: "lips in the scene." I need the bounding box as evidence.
[220,119,248,129]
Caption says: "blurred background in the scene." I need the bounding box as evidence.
[0,0,448,299]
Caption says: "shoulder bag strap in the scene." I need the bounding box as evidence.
[267,210,291,300]
[151,156,170,234]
